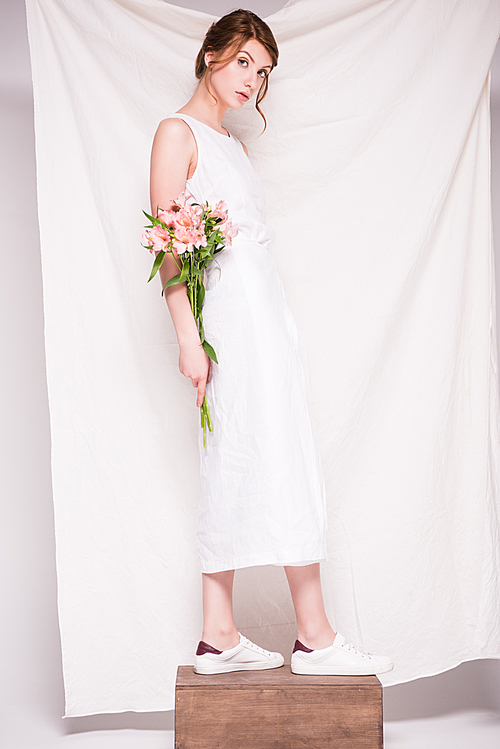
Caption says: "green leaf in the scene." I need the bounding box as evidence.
[198,318,205,343]
[197,283,205,313]
[147,250,165,282]
[142,210,155,223]
[179,259,190,283]
[161,273,182,295]
[202,340,218,364]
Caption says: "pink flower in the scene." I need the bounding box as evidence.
[142,231,153,252]
[212,200,228,220]
[192,204,204,222]
[171,191,196,212]
[226,222,238,239]
[158,193,202,227]
[157,209,177,227]
[173,240,189,255]
[174,222,207,254]
[175,209,194,230]
[218,219,239,245]
[173,191,188,208]
[144,225,170,253]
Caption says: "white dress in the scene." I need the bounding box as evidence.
[169,113,328,573]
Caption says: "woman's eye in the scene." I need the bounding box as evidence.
[258,70,267,79]
[238,58,249,67]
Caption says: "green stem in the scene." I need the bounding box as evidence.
[186,253,214,450]
[205,399,213,432]
[200,394,213,450]
[170,249,182,273]
[192,253,196,318]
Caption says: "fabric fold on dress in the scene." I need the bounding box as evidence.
[166,112,329,573]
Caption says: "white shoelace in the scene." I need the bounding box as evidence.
[341,640,373,659]
[241,635,273,657]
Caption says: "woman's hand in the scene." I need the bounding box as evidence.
[179,343,211,407]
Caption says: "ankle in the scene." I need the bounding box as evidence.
[201,626,240,651]
[297,625,337,650]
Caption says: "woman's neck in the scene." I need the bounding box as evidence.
[177,84,229,136]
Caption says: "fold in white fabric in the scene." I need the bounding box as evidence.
[25,0,500,716]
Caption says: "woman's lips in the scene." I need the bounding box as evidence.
[236,91,249,101]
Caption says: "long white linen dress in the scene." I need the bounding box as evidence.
[169,113,328,573]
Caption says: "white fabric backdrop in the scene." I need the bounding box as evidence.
[25,0,500,716]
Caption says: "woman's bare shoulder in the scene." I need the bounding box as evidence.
[151,117,197,173]
[154,116,195,144]
[150,116,198,187]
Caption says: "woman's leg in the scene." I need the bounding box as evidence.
[201,570,240,650]
[284,563,337,649]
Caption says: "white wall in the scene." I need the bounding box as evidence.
[1,1,499,746]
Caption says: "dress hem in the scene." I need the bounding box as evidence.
[199,545,329,574]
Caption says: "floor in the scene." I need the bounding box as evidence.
[2,708,500,748]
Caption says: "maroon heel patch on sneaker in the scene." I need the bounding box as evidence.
[196,640,223,656]
[293,639,314,653]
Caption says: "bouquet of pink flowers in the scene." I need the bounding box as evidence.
[142,191,238,448]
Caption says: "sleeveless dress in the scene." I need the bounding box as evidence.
[168,113,328,573]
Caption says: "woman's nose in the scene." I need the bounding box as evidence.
[244,72,258,92]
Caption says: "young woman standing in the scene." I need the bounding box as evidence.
[149,9,392,677]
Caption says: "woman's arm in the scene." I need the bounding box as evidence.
[150,118,210,407]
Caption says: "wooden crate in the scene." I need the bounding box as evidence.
[175,665,383,748]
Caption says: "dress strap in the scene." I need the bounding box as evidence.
[166,113,232,140]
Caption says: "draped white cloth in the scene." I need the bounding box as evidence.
[25,0,500,717]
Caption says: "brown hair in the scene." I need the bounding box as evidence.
[195,9,279,132]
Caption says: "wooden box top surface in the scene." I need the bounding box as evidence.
[176,665,381,688]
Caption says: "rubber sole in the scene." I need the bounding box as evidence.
[290,661,394,676]
[194,656,285,675]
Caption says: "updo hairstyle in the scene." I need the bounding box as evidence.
[195,9,279,131]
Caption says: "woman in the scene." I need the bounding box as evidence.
[150,9,393,677]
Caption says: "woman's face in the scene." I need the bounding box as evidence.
[205,38,273,110]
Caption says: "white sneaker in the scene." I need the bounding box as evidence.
[194,632,285,675]
[291,632,394,676]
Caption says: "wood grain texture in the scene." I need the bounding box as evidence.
[175,666,383,749]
